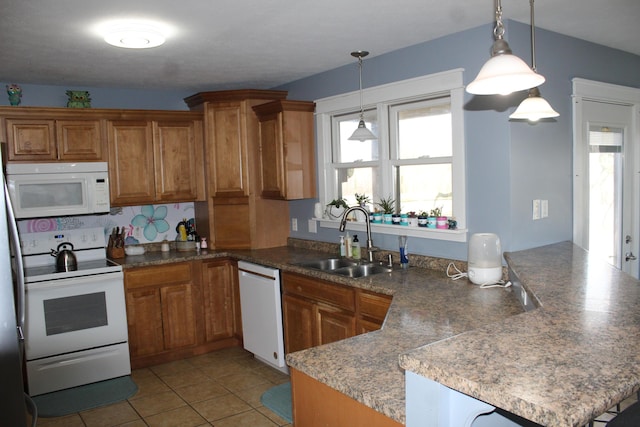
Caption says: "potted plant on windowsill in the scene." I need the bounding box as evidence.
[376,196,395,224]
[418,211,429,227]
[326,198,349,219]
[407,211,418,227]
[354,193,371,222]
[429,207,448,229]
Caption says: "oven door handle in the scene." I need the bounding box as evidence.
[26,271,123,291]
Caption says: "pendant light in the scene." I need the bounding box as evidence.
[509,0,559,121]
[466,0,545,95]
[348,51,377,141]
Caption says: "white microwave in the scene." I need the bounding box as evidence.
[6,162,111,219]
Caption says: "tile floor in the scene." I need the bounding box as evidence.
[29,347,292,427]
[25,344,639,427]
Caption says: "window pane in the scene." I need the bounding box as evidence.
[397,102,451,159]
[335,111,379,162]
[336,167,377,207]
[397,164,452,216]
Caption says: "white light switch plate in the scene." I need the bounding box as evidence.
[532,199,541,220]
[308,219,317,233]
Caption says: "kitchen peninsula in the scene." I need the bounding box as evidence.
[115,240,640,427]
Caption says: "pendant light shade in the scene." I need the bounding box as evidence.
[348,51,377,141]
[509,87,559,121]
[350,119,377,141]
[509,0,559,121]
[466,0,544,96]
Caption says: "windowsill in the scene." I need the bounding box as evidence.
[315,219,468,242]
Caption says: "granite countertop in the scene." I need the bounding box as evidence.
[399,242,640,427]
[114,241,640,426]
[114,243,524,424]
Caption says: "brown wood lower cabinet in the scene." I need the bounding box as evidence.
[200,258,241,342]
[282,271,392,354]
[124,258,241,368]
[284,274,395,426]
[291,368,402,427]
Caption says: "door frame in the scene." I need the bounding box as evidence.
[572,78,640,277]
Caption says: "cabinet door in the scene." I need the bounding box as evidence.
[257,114,285,199]
[282,293,315,354]
[154,121,199,202]
[253,100,316,200]
[56,119,104,160]
[125,287,164,358]
[107,120,155,205]
[5,118,56,161]
[317,303,356,346]
[356,290,392,334]
[161,283,197,350]
[206,103,248,197]
[201,259,235,342]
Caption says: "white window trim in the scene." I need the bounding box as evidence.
[314,69,467,242]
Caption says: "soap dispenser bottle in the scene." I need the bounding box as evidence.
[339,236,346,257]
[352,235,361,259]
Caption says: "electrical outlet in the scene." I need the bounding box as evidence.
[308,219,317,233]
[541,200,548,218]
[291,218,298,231]
[532,199,541,220]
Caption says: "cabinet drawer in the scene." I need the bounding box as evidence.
[282,272,355,312]
[357,290,392,322]
[125,262,193,289]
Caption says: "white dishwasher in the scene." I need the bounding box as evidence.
[237,261,288,373]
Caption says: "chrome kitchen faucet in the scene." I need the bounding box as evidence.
[339,206,379,262]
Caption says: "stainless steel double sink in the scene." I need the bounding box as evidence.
[295,258,393,278]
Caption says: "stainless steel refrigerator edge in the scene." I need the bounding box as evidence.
[1,150,29,426]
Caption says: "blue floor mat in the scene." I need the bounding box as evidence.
[261,382,292,423]
[32,376,138,418]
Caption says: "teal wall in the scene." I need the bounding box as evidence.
[3,21,640,260]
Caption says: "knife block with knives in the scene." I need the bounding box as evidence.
[107,227,126,259]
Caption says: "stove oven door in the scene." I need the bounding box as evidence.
[25,271,128,359]
[24,270,130,395]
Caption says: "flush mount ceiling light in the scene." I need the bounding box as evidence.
[348,51,377,141]
[466,0,545,95]
[509,0,559,121]
[102,21,167,49]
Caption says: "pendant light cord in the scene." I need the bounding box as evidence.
[357,55,364,121]
[530,0,537,72]
[493,0,505,40]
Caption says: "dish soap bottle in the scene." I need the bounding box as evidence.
[345,232,352,258]
[352,235,361,259]
[339,236,346,257]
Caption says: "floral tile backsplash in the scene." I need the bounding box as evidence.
[17,203,196,245]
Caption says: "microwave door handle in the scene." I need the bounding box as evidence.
[4,181,25,340]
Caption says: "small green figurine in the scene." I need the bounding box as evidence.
[66,90,91,108]
[6,84,22,106]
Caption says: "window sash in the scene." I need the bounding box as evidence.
[315,69,467,240]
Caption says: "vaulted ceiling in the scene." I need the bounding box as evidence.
[1,0,638,91]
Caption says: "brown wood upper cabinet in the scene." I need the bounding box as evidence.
[252,100,316,200]
[185,90,292,249]
[0,107,105,161]
[107,115,204,206]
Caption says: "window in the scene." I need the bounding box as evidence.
[315,69,467,241]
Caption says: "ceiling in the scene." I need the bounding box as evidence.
[1,0,638,92]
